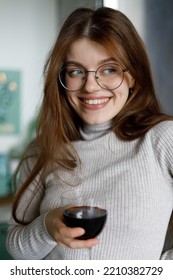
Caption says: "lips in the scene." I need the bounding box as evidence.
[78,97,112,110]
[82,97,110,105]
[80,97,112,104]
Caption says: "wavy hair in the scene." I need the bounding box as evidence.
[12,7,172,224]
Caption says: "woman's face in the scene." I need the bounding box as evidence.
[64,38,134,125]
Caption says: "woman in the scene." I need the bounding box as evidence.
[6,7,173,259]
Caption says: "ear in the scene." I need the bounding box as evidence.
[125,71,135,90]
[128,75,135,89]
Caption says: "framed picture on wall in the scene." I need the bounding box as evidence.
[0,70,20,135]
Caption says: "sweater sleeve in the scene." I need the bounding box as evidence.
[6,157,57,260]
[152,121,173,260]
[6,214,57,260]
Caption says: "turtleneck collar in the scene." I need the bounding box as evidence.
[79,120,113,141]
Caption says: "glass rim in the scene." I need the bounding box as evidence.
[58,63,127,91]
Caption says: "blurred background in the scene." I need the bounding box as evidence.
[0,0,173,259]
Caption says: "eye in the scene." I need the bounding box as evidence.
[66,66,85,77]
[98,63,122,77]
[99,64,119,76]
[103,68,116,74]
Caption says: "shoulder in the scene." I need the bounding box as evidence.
[151,120,173,138]
[149,121,173,150]
[149,121,173,172]
[150,120,173,147]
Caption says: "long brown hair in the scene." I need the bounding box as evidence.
[12,7,172,224]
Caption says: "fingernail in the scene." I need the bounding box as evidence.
[93,238,99,244]
[79,228,85,235]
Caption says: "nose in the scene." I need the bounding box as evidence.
[83,71,100,92]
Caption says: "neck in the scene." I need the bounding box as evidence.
[79,120,113,141]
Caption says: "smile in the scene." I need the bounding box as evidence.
[82,97,111,105]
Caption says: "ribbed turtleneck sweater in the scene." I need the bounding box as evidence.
[7,121,173,259]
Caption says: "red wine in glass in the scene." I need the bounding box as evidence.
[63,205,107,240]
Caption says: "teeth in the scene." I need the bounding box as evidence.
[83,98,109,105]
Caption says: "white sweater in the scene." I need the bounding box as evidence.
[6,121,173,259]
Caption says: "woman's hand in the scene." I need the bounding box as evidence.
[44,208,99,249]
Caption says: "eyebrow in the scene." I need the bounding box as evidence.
[65,57,117,67]
[99,58,117,64]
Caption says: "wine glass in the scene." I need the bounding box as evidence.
[61,188,107,259]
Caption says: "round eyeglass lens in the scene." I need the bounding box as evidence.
[59,65,86,91]
[96,64,125,90]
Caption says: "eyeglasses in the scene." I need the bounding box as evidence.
[59,63,127,91]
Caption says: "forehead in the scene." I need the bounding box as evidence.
[66,38,114,67]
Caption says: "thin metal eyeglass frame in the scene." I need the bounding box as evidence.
[58,64,127,91]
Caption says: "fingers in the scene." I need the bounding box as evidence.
[45,208,100,250]
[65,237,99,249]
[57,224,99,248]
[59,224,85,239]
